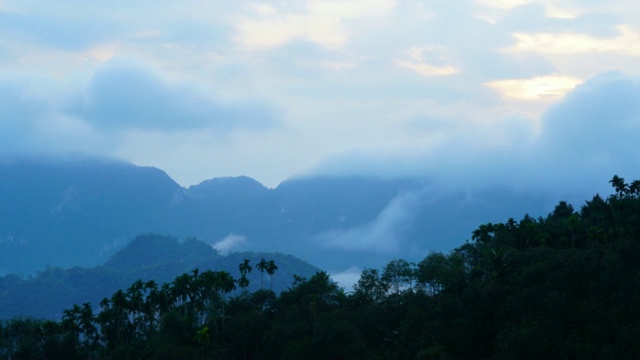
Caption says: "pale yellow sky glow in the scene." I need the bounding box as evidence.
[486,76,583,100]
[506,25,640,56]
[395,47,460,77]
[475,0,529,10]
[395,60,459,77]
[474,0,584,21]
[236,0,395,50]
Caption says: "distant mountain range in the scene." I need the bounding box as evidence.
[0,156,569,276]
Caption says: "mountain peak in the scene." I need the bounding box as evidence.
[104,233,218,270]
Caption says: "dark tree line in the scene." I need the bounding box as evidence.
[4,176,640,359]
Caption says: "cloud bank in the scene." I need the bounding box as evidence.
[316,189,426,254]
[73,61,278,131]
[309,71,640,196]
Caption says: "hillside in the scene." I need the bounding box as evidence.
[0,233,320,320]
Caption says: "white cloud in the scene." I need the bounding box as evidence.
[396,61,459,77]
[395,46,460,76]
[505,25,640,56]
[235,0,395,50]
[212,234,248,255]
[475,0,529,10]
[474,0,582,18]
[330,267,362,290]
[316,189,425,254]
[544,6,578,19]
[486,75,583,100]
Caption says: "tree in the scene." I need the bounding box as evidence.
[257,258,268,289]
[214,271,236,334]
[381,258,414,294]
[416,252,448,296]
[610,175,628,197]
[266,260,279,291]
[353,268,388,303]
[238,259,252,290]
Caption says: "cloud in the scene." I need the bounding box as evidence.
[0,9,121,50]
[474,0,588,19]
[486,75,583,100]
[308,71,640,196]
[395,61,459,77]
[72,61,278,131]
[475,0,529,10]
[316,189,425,254]
[235,0,395,50]
[395,47,460,77]
[505,25,640,56]
[0,78,107,156]
[330,267,362,290]
[212,234,248,256]
[537,71,640,174]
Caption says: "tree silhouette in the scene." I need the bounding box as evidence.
[381,258,414,294]
[266,260,278,291]
[257,258,268,289]
[238,259,252,290]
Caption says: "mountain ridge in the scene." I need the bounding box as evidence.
[0,156,567,276]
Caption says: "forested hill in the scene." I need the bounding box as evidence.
[0,157,560,275]
[0,233,320,320]
[3,176,640,359]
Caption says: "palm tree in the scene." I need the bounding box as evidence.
[257,258,268,289]
[239,259,252,276]
[79,302,98,355]
[238,259,252,290]
[238,274,250,290]
[171,273,193,316]
[266,260,278,291]
[214,271,236,334]
[112,290,127,337]
[610,175,628,197]
[126,280,145,336]
[141,280,159,341]
[198,270,221,325]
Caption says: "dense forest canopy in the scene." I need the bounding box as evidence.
[3,176,640,359]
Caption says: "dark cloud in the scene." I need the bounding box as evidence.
[72,61,278,131]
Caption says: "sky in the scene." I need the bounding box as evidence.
[2,0,640,192]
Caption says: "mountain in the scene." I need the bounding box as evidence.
[0,156,572,276]
[0,157,183,275]
[0,233,320,320]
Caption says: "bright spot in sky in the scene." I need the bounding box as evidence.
[486,76,583,100]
